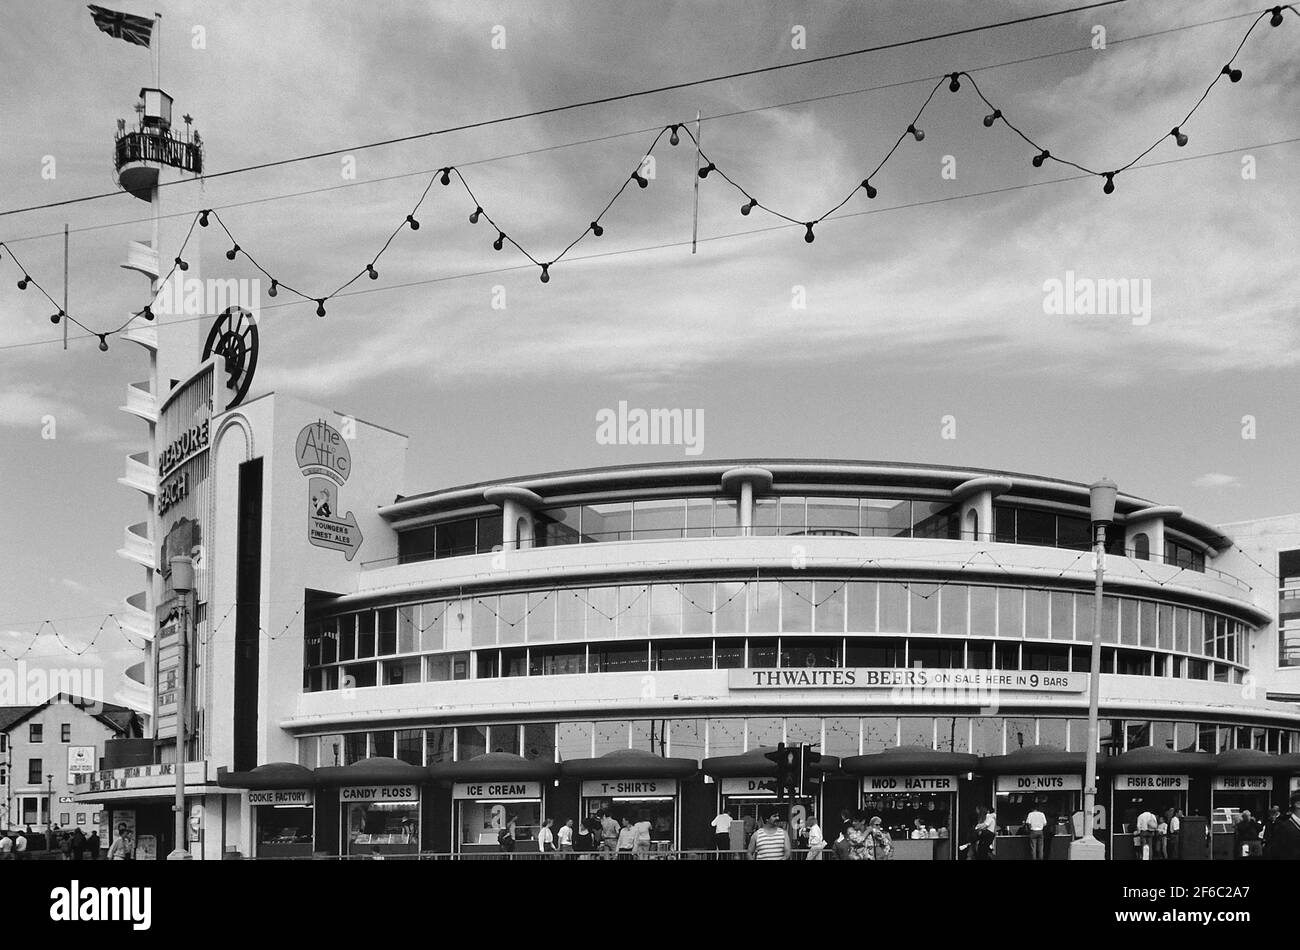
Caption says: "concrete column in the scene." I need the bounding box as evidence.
[740,480,754,537]
[501,498,520,551]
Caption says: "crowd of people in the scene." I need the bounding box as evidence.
[1230,794,1300,860]
[0,824,104,860]
[492,809,659,858]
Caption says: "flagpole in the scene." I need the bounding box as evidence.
[62,224,68,351]
[153,12,161,87]
[691,110,701,255]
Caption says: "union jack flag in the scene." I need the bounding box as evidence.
[87,5,154,47]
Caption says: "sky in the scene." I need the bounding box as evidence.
[0,0,1298,698]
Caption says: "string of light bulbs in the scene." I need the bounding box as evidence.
[0,6,1295,350]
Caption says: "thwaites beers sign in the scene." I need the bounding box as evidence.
[727,668,1084,692]
[154,363,215,742]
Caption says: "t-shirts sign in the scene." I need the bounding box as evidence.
[862,775,957,793]
[581,779,677,798]
[995,774,1082,793]
[451,782,541,801]
[249,789,314,806]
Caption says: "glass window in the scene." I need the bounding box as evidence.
[498,593,527,645]
[1119,599,1139,647]
[475,651,498,679]
[1005,717,1035,751]
[786,717,822,746]
[1188,611,1205,655]
[911,501,959,539]
[471,598,497,647]
[806,497,859,535]
[584,587,617,640]
[528,645,585,676]
[581,503,632,543]
[1023,644,1069,671]
[966,641,991,669]
[1050,592,1073,640]
[489,724,521,755]
[846,582,876,632]
[685,499,714,538]
[1057,515,1091,551]
[419,603,445,652]
[749,582,779,634]
[824,717,860,756]
[343,663,376,689]
[715,582,747,633]
[427,728,454,765]
[458,801,538,849]
[594,721,629,756]
[620,584,651,639]
[747,717,784,750]
[908,638,963,668]
[1117,650,1151,676]
[994,506,1016,544]
[342,733,367,765]
[1158,605,1174,651]
[909,585,938,633]
[29,724,42,743]
[631,720,668,755]
[967,586,995,637]
[536,506,580,546]
[1125,721,1151,751]
[338,616,357,662]
[752,496,779,537]
[1149,721,1175,751]
[1139,601,1157,649]
[862,718,897,753]
[998,588,1023,638]
[398,526,435,564]
[814,581,846,633]
[715,638,745,669]
[396,606,416,654]
[356,613,376,658]
[715,498,740,537]
[346,799,419,856]
[748,639,777,668]
[863,499,911,537]
[653,642,713,671]
[936,718,970,753]
[475,514,503,554]
[633,499,685,540]
[681,583,713,635]
[501,648,527,678]
[941,585,968,637]
[1101,596,1119,645]
[709,719,745,757]
[395,730,422,766]
[781,638,841,668]
[590,642,648,673]
[994,642,1018,670]
[1038,719,1068,749]
[525,592,555,642]
[668,719,706,761]
[556,589,586,641]
[556,722,592,760]
[899,718,933,748]
[1024,590,1049,639]
[524,724,555,762]
[845,638,903,667]
[382,657,421,685]
[779,496,807,535]
[879,583,907,633]
[426,652,469,682]
[436,517,477,559]
[782,581,813,633]
[1074,594,1095,645]
[1016,509,1055,546]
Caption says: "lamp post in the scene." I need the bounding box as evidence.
[46,774,53,833]
[167,555,194,860]
[1070,477,1117,861]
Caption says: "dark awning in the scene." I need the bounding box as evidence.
[1211,749,1300,774]
[702,747,840,779]
[216,762,316,789]
[559,749,698,780]
[842,747,978,776]
[428,752,558,783]
[978,745,1084,774]
[314,757,429,786]
[1099,747,1216,774]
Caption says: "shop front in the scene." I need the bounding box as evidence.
[315,757,427,857]
[979,747,1084,861]
[431,752,558,855]
[1208,750,1279,861]
[559,749,698,853]
[702,748,839,851]
[217,763,317,858]
[1100,748,1214,861]
[842,747,976,860]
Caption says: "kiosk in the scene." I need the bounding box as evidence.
[559,749,698,853]
[1209,749,1280,860]
[217,762,318,859]
[842,747,975,860]
[315,757,427,857]
[1101,748,1214,860]
[702,748,839,851]
[431,752,558,854]
[978,747,1084,860]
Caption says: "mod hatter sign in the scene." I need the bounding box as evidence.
[296,419,363,561]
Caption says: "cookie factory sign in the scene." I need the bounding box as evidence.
[296,419,363,561]
[727,668,1085,693]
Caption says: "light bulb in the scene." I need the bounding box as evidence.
[948,72,961,92]
[590,221,604,237]
[1032,149,1050,167]
[698,162,716,179]
[175,256,188,271]
[470,207,482,224]
[804,223,815,243]
[983,109,1001,127]
[1222,64,1242,82]
[1172,127,1188,147]
[741,198,757,215]
[539,264,550,283]
[17,275,29,290]
[1103,172,1115,195]
[406,214,419,230]
[316,299,327,317]
[98,335,109,352]
[142,305,154,321]
[50,310,63,324]
[226,244,240,260]
[198,210,210,227]
[908,124,924,141]
[861,179,877,199]
[493,232,505,251]
[632,171,648,188]
[1270,6,1284,27]
[439,167,452,185]
[267,280,278,298]
[669,125,680,146]
[367,264,378,280]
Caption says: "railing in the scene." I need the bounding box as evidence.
[254,848,815,861]
[114,130,203,175]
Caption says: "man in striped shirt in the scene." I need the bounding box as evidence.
[748,809,792,861]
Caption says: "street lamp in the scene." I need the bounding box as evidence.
[46,774,53,833]
[167,555,194,860]
[1070,477,1117,861]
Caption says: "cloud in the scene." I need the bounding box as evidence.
[1193,473,1241,489]
[0,388,130,444]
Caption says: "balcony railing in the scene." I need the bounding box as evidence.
[114,130,202,175]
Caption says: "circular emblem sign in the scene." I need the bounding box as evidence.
[202,306,258,407]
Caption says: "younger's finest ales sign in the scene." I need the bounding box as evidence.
[727,668,1084,693]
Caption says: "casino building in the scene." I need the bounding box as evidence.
[75,89,1300,863]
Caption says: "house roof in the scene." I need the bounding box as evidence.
[0,694,139,736]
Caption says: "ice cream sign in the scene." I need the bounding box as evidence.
[296,419,363,561]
